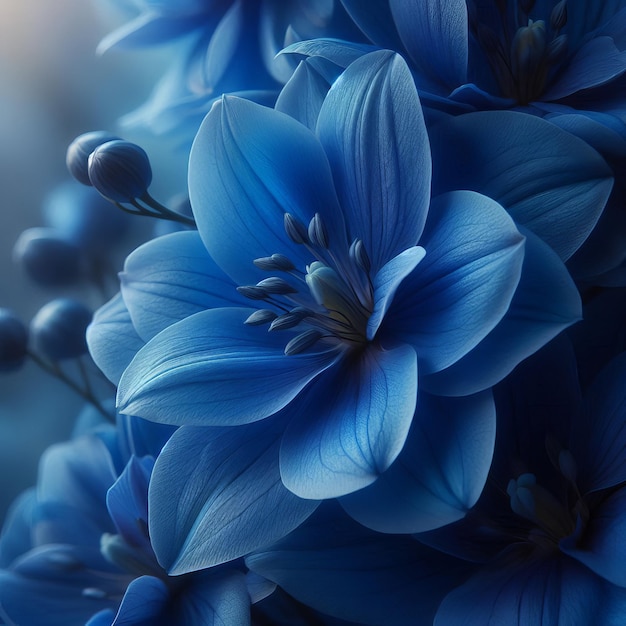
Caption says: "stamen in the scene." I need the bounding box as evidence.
[284,213,309,244]
[349,238,371,274]
[256,277,297,295]
[269,308,310,331]
[253,254,295,272]
[245,310,278,326]
[550,0,567,30]
[237,285,269,300]
[308,213,329,249]
[284,329,324,355]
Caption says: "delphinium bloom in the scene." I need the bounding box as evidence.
[86,49,583,574]
[97,0,363,143]
[0,412,267,625]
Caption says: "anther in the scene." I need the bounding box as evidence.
[237,285,268,300]
[284,329,324,355]
[269,307,310,331]
[308,213,329,249]
[284,213,309,244]
[253,253,295,272]
[256,277,297,295]
[550,0,567,31]
[245,310,278,326]
[349,239,371,274]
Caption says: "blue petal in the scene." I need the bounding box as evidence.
[0,489,35,567]
[572,352,626,492]
[148,419,319,574]
[189,94,346,284]
[339,0,406,51]
[280,343,417,499]
[112,576,169,626]
[87,293,145,385]
[434,554,613,626]
[340,391,495,533]
[117,308,340,426]
[561,487,626,587]
[317,50,431,273]
[429,111,614,261]
[106,456,153,549]
[384,190,524,374]
[275,59,331,130]
[367,245,426,340]
[246,502,471,626]
[280,38,379,71]
[543,36,626,101]
[421,228,581,396]
[120,231,247,342]
[87,610,116,626]
[389,0,468,89]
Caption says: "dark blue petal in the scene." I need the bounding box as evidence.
[340,391,495,533]
[0,489,35,567]
[561,487,626,587]
[434,554,614,626]
[87,294,145,385]
[188,94,346,284]
[117,308,340,426]
[280,343,417,499]
[339,0,406,51]
[389,0,468,89]
[421,228,581,396]
[149,419,319,574]
[385,190,524,374]
[572,352,626,492]
[120,231,247,342]
[112,575,169,625]
[317,50,431,273]
[430,111,614,261]
[247,502,471,626]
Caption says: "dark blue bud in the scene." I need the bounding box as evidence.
[88,140,152,202]
[30,298,92,361]
[284,213,309,244]
[256,277,297,295]
[244,310,278,325]
[349,239,371,274]
[0,309,28,372]
[66,131,120,186]
[308,213,329,248]
[13,227,82,287]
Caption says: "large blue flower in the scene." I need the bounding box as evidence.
[88,49,582,572]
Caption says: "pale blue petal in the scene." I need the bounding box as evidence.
[340,391,495,533]
[280,343,417,499]
[421,228,581,396]
[389,0,468,89]
[87,294,146,385]
[572,352,626,492]
[317,50,431,273]
[120,231,247,342]
[189,95,346,284]
[280,38,379,70]
[117,308,340,426]
[367,245,425,340]
[430,111,614,260]
[561,488,626,587]
[384,191,524,374]
[275,59,331,130]
[148,419,319,574]
[112,576,169,626]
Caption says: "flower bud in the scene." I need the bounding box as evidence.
[30,298,92,361]
[88,140,153,202]
[13,227,82,287]
[66,131,120,186]
[550,0,567,31]
[0,309,28,372]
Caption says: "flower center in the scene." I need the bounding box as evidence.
[470,0,568,104]
[237,212,374,355]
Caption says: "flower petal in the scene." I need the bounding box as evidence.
[421,228,581,396]
[117,308,340,426]
[87,294,145,385]
[429,111,614,261]
[148,419,319,574]
[384,190,524,374]
[280,343,417,499]
[189,94,346,284]
[120,231,247,342]
[316,50,431,272]
[112,576,170,626]
[340,391,495,533]
[389,0,468,89]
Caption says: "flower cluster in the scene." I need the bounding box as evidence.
[1,1,626,624]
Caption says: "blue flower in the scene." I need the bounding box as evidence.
[0,413,258,625]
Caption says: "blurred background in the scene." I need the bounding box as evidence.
[0,0,168,521]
